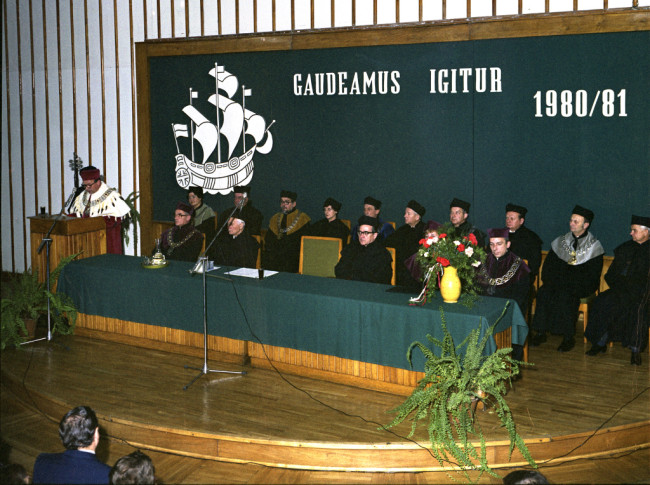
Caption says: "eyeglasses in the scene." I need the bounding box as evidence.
[357,231,375,236]
[174,213,190,218]
[82,180,97,188]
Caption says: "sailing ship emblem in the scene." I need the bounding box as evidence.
[172,63,275,195]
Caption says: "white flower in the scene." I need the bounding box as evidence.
[464,247,474,257]
[453,240,461,246]
[423,251,429,258]
[471,260,481,267]
[427,236,438,245]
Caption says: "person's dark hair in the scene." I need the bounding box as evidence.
[109,451,155,484]
[58,406,99,450]
[0,463,31,484]
[503,469,549,485]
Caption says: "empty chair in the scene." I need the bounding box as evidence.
[299,236,343,278]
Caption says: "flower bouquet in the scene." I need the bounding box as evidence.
[409,222,486,305]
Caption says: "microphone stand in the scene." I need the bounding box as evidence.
[22,188,77,346]
[183,198,248,390]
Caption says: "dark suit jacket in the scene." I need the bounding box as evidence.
[33,449,111,484]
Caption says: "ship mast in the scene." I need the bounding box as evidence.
[214,63,223,165]
[189,88,198,162]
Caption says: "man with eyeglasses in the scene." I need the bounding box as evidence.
[262,190,311,273]
[69,166,131,254]
[335,216,392,284]
[157,202,204,262]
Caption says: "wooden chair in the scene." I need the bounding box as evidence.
[298,236,342,278]
[339,219,352,245]
[386,247,397,286]
[252,235,262,269]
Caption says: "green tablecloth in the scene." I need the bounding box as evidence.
[58,254,528,371]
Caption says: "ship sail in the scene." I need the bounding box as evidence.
[207,94,244,160]
[208,67,238,98]
[182,105,218,163]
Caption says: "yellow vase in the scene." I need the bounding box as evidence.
[440,266,461,303]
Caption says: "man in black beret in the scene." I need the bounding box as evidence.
[385,200,427,289]
[350,196,395,243]
[158,201,204,262]
[530,205,604,352]
[448,198,487,248]
[585,215,649,365]
[309,197,350,246]
[505,203,543,278]
[218,185,263,235]
[262,190,311,273]
[335,216,392,284]
[209,210,260,269]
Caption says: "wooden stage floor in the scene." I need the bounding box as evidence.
[1,331,649,484]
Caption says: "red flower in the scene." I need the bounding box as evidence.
[468,233,478,246]
[419,238,430,248]
[436,256,450,267]
[439,233,447,239]
[457,244,465,252]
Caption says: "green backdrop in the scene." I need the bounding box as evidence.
[149,30,649,253]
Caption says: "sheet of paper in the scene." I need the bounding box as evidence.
[224,267,278,279]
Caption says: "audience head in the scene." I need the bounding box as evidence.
[280,190,297,214]
[109,451,155,485]
[58,406,100,451]
[630,215,650,244]
[363,196,382,218]
[570,205,593,237]
[505,203,527,232]
[488,228,511,258]
[0,463,31,484]
[404,200,425,228]
[187,186,204,210]
[233,185,250,207]
[449,198,470,227]
[502,469,549,484]
[323,198,342,222]
[174,202,194,227]
[80,166,102,195]
[357,215,379,247]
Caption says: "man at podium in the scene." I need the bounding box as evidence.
[70,166,131,254]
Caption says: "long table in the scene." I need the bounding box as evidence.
[58,254,528,393]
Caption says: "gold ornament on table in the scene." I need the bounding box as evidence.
[142,239,168,268]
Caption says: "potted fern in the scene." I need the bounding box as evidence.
[1,253,79,349]
[383,303,535,482]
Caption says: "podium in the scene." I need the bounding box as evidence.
[29,215,107,283]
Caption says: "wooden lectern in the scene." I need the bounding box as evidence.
[29,215,107,283]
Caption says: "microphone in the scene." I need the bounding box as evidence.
[237,192,248,209]
[64,186,80,212]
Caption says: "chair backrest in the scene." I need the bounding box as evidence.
[299,236,342,278]
[252,234,262,269]
[340,219,351,230]
[386,247,397,286]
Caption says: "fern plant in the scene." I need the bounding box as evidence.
[1,252,80,349]
[383,302,535,482]
[121,191,141,253]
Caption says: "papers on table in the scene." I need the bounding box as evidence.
[224,267,278,279]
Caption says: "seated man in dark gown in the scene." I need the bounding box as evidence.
[309,197,349,246]
[529,205,604,353]
[477,228,531,361]
[585,215,650,365]
[385,200,427,289]
[159,202,204,262]
[335,216,392,284]
[263,190,311,273]
[209,211,260,269]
